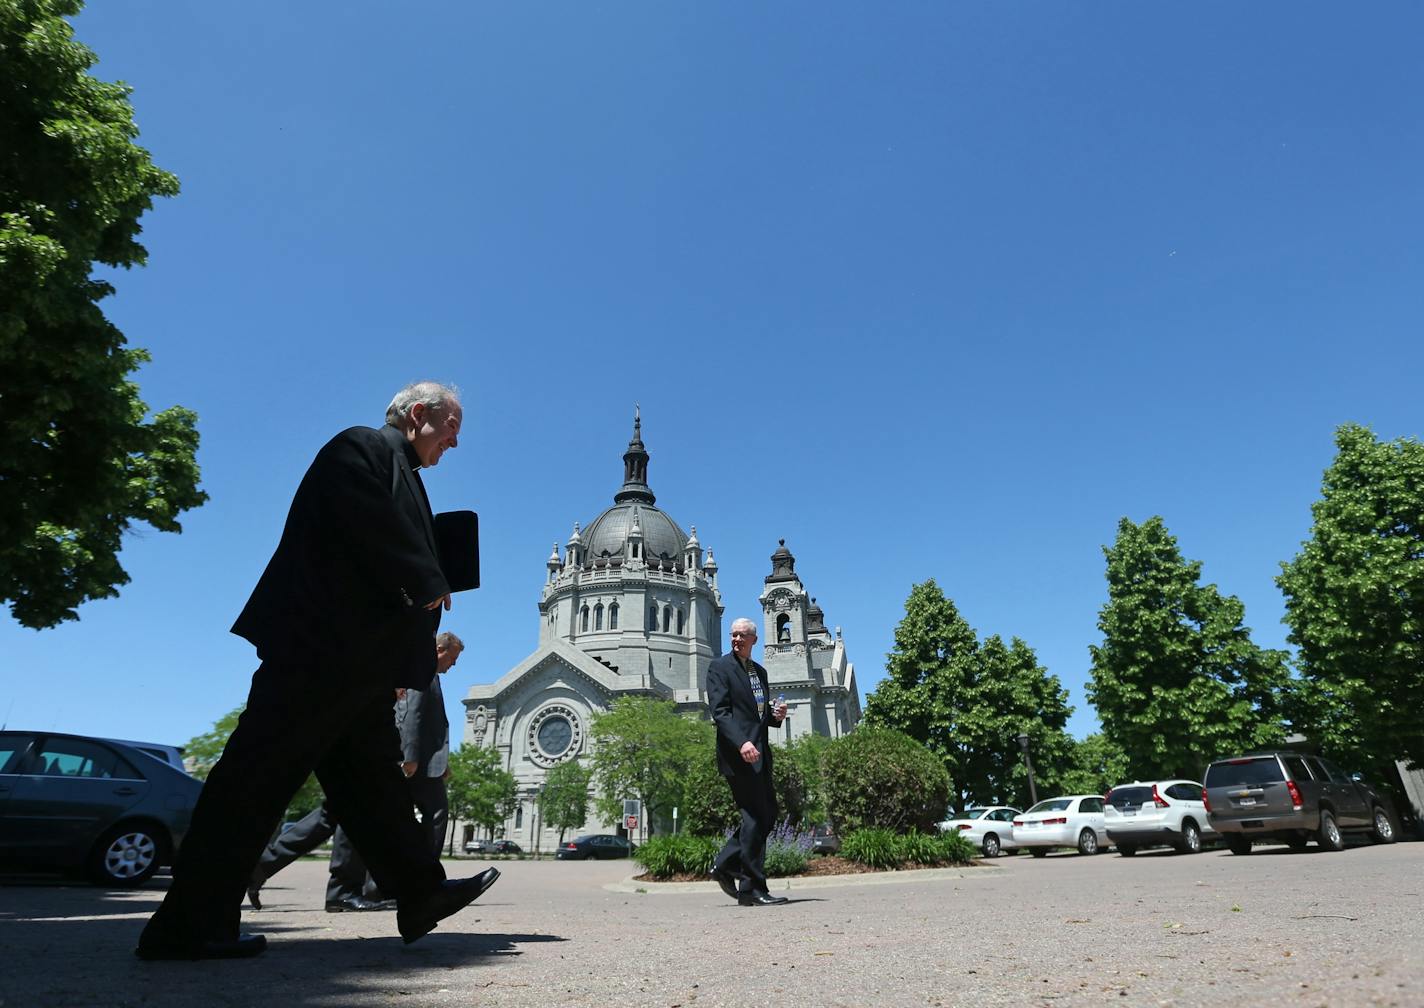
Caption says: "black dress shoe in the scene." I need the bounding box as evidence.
[709,866,741,901]
[246,886,263,911]
[326,894,396,912]
[397,867,500,944]
[738,891,790,907]
[135,933,268,961]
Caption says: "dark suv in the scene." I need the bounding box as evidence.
[1202,751,1396,854]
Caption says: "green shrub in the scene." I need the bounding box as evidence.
[930,828,976,864]
[896,829,942,866]
[681,750,808,836]
[840,827,902,869]
[634,834,721,878]
[822,726,950,834]
[764,820,812,877]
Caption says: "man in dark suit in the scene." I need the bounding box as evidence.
[398,630,461,856]
[707,617,790,907]
[244,802,390,913]
[137,382,498,960]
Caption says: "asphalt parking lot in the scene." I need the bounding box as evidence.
[1,839,1419,1008]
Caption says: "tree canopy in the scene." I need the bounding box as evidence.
[1,0,205,628]
[1278,424,1424,775]
[537,759,592,847]
[863,579,1075,809]
[588,696,710,834]
[1088,516,1289,780]
[447,744,518,839]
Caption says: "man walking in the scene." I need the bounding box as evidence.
[398,631,461,856]
[707,618,789,907]
[137,381,497,960]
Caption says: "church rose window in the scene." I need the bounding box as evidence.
[528,704,583,767]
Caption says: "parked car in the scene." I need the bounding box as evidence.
[555,834,634,860]
[936,806,1021,858]
[491,839,523,855]
[1012,796,1107,856]
[0,730,203,886]
[1104,780,1218,856]
[808,824,839,855]
[463,838,491,854]
[1202,751,1397,854]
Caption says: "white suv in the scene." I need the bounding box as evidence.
[1104,779,1217,855]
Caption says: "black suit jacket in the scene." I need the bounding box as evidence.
[231,424,449,691]
[396,674,448,773]
[707,652,781,779]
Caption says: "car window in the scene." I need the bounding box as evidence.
[1169,783,1203,801]
[991,809,1016,822]
[1027,799,1071,813]
[1107,786,1153,807]
[1205,757,1283,787]
[1079,797,1104,813]
[0,733,34,774]
[32,738,141,780]
[1317,759,1352,785]
[1285,755,1316,781]
[963,809,987,820]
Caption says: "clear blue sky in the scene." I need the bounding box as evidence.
[4,3,1422,755]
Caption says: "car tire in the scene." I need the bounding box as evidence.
[1317,809,1345,852]
[87,823,166,887]
[982,833,1001,858]
[1227,837,1252,856]
[1076,829,1099,856]
[1116,844,1137,857]
[1029,847,1049,858]
[1370,806,1396,844]
[1175,820,1202,855]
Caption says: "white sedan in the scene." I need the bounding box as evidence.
[936,806,1022,858]
[1012,795,1108,856]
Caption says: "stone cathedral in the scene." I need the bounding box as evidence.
[459,413,860,848]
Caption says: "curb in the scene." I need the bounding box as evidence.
[605,862,1006,894]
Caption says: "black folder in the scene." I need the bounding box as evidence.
[434,510,480,591]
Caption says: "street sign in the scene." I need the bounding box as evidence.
[623,799,641,818]
[624,814,638,831]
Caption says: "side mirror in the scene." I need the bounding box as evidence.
[1350,772,1363,783]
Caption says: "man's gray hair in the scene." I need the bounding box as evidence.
[436,631,464,652]
[386,381,460,427]
[730,617,758,637]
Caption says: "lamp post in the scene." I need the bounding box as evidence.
[1016,732,1038,807]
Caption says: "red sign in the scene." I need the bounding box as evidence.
[624,814,639,831]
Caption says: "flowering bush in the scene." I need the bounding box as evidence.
[764,819,813,877]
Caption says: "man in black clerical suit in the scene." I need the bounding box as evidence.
[137,382,498,961]
[398,631,460,856]
[707,618,790,907]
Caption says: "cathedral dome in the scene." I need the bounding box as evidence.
[583,504,688,568]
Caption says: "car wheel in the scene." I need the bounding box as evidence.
[1029,847,1049,858]
[982,833,1001,858]
[1076,829,1099,856]
[1227,837,1252,856]
[1370,806,1396,844]
[1116,844,1137,857]
[1317,809,1345,852]
[88,823,166,887]
[1175,820,1202,855]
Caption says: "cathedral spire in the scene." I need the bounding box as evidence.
[614,405,656,505]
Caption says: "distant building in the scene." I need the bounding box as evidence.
[458,413,859,849]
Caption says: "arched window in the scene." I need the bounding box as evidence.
[649,606,658,630]
[580,605,589,632]
[594,603,604,631]
[609,602,619,630]
[777,613,791,643]
[676,609,684,635]
[514,805,523,830]
[662,606,671,633]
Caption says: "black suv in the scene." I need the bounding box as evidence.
[1202,750,1396,854]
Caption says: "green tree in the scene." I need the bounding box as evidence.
[447,744,518,841]
[1088,516,1290,781]
[1278,424,1424,776]
[1,0,205,629]
[538,759,592,848]
[820,726,949,833]
[864,580,1075,811]
[588,697,709,834]
[1050,733,1131,798]
[183,706,322,820]
[782,732,831,826]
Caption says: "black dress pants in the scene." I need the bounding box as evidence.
[250,803,381,901]
[408,773,449,857]
[713,769,779,894]
[141,657,442,945]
